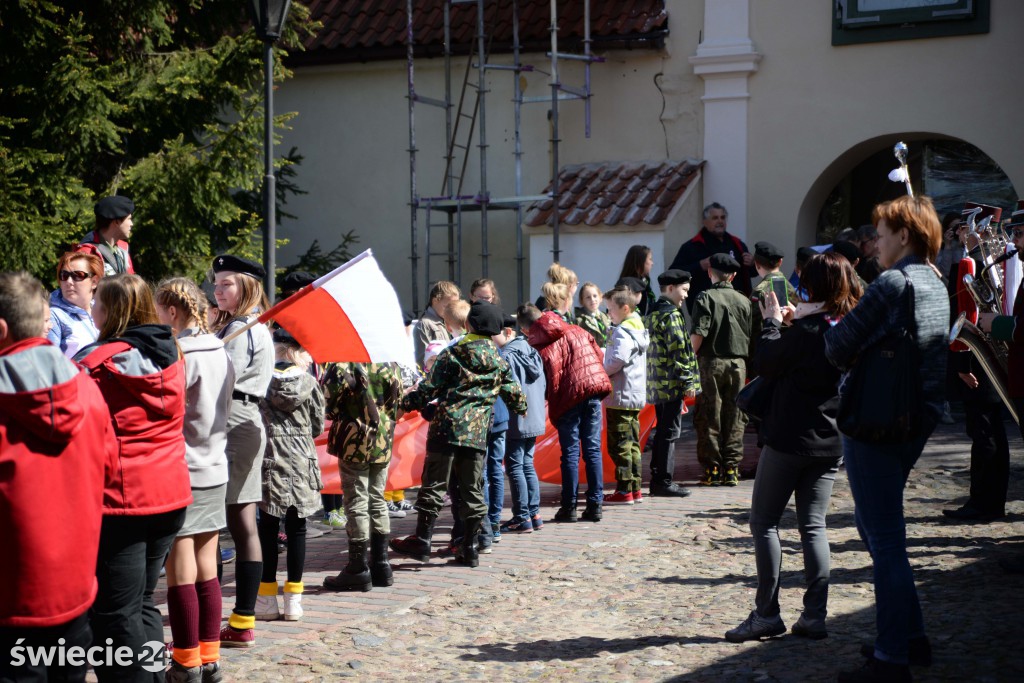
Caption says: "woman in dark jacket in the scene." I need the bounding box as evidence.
[824,195,949,683]
[725,252,860,645]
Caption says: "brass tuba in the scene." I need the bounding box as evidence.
[949,312,1019,425]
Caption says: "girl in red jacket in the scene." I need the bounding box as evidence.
[75,274,191,682]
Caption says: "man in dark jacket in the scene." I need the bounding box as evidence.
[0,272,117,682]
[520,304,611,523]
[669,202,754,311]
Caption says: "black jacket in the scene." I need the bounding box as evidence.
[752,314,842,458]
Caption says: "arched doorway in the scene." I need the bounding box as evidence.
[797,134,1017,244]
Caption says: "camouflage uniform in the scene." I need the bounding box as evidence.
[644,296,701,492]
[576,308,611,347]
[322,362,401,542]
[691,282,755,481]
[402,336,526,531]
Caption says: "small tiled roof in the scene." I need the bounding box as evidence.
[524,159,704,228]
[296,0,668,65]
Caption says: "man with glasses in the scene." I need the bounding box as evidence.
[76,195,136,276]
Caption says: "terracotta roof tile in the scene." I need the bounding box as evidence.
[524,159,705,228]
[296,1,668,65]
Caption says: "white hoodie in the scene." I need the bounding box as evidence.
[178,328,236,487]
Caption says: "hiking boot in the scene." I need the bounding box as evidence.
[553,506,577,523]
[838,656,912,682]
[323,540,371,591]
[455,520,481,568]
[604,491,634,506]
[369,532,394,587]
[700,467,720,486]
[724,611,786,643]
[721,467,739,486]
[580,502,602,523]
[389,512,436,562]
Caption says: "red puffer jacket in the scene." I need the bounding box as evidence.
[78,325,192,515]
[527,311,611,421]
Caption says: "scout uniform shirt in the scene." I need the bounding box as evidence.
[322,362,402,465]
[645,296,700,404]
[690,281,755,359]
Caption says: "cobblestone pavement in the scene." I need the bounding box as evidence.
[159,419,1023,682]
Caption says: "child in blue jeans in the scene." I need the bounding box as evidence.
[496,323,547,532]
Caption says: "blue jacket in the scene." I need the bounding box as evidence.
[500,336,547,439]
[47,290,98,359]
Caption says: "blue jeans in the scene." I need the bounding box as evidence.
[505,436,540,522]
[843,428,933,665]
[484,430,507,528]
[555,398,604,508]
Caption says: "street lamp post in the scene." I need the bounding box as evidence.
[248,0,292,302]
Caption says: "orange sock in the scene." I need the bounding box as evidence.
[172,646,201,669]
[199,640,220,665]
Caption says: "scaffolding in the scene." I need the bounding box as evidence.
[406,0,603,310]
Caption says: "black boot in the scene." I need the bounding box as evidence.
[455,519,480,568]
[369,531,393,587]
[389,511,436,562]
[580,501,602,522]
[323,540,371,592]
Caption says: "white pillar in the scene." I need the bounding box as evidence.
[689,0,760,240]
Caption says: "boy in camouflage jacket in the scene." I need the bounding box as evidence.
[645,269,701,498]
[321,362,402,592]
[391,301,527,568]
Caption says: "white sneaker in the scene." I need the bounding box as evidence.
[326,509,347,529]
[255,594,280,621]
[387,501,407,518]
[397,500,415,512]
[283,593,303,621]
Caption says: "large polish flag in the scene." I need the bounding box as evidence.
[259,250,414,366]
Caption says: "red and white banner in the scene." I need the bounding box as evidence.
[260,250,414,366]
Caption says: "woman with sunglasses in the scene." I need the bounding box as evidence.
[47,252,103,358]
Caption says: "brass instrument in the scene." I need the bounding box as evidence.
[950,313,1019,426]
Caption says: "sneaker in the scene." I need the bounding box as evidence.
[580,503,602,523]
[604,491,634,505]
[499,519,533,534]
[201,661,223,683]
[553,506,577,523]
[219,547,235,564]
[305,524,326,539]
[219,626,255,648]
[490,524,501,543]
[650,483,692,498]
[721,467,739,487]
[255,593,279,621]
[476,537,493,554]
[633,491,643,504]
[386,501,407,518]
[397,500,415,512]
[326,509,347,529]
[700,467,720,486]
[165,661,202,683]
[724,611,786,643]
[790,616,828,640]
[530,515,544,531]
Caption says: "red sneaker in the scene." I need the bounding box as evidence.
[219,626,255,648]
[633,491,643,504]
[604,491,634,505]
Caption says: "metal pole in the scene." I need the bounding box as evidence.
[476,0,489,277]
[512,0,525,304]
[263,41,277,302]
[406,0,419,311]
[549,0,560,262]
[584,0,592,138]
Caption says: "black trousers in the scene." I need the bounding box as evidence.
[0,613,91,683]
[257,507,307,584]
[650,398,684,489]
[963,398,1010,515]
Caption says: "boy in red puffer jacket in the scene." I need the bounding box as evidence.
[0,272,117,683]
[518,304,611,523]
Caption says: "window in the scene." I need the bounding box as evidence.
[832,0,989,45]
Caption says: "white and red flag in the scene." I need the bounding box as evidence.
[258,250,414,366]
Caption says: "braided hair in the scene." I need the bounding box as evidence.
[155,278,210,333]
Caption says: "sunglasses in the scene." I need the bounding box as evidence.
[59,269,92,282]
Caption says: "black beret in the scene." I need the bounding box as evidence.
[709,253,740,273]
[857,224,878,240]
[657,269,691,286]
[212,254,266,279]
[754,241,784,261]
[829,240,861,264]
[796,246,819,262]
[272,327,298,345]
[502,314,518,329]
[281,271,316,294]
[467,301,504,336]
[614,276,646,293]
[95,195,135,220]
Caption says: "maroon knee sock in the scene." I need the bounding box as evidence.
[167,584,200,649]
[195,578,223,642]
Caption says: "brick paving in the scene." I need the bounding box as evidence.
[142,417,1023,681]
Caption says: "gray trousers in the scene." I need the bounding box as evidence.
[340,460,390,542]
[749,445,841,625]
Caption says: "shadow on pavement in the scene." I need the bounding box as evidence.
[457,634,720,662]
